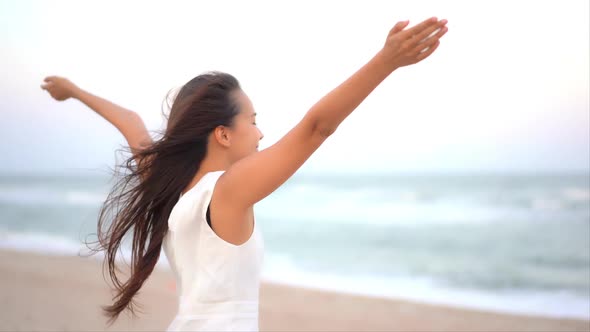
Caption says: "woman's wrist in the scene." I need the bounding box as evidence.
[70,86,85,101]
[373,49,400,74]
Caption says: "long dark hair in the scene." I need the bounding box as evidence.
[88,71,241,324]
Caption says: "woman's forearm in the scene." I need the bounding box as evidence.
[73,88,152,152]
[308,51,396,137]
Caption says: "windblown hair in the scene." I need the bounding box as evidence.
[87,72,241,324]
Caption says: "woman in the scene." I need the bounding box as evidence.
[41,17,448,331]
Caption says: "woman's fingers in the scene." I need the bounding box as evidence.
[411,25,448,55]
[381,16,447,68]
[389,20,410,36]
[40,76,78,101]
[40,82,53,90]
[43,76,58,83]
[41,76,57,90]
[400,17,438,39]
[414,19,447,44]
[415,40,440,62]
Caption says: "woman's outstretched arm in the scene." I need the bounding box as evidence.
[41,77,153,161]
[218,17,448,210]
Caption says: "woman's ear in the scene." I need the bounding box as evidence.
[213,126,232,148]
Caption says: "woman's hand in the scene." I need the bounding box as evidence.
[41,76,81,101]
[379,17,448,70]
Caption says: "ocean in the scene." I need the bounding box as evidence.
[0,171,588,320]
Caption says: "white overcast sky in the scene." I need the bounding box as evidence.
[0,0,588,175]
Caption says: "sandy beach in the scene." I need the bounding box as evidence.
[0,249,588,332]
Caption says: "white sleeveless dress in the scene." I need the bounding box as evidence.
[162,171,265,331]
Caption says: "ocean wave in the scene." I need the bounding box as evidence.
[258,181,590,227]
[0,230,168,268]
[561,187,590,202]
[64,190,106,205]
[0,230,91,256]
[260,253,590,320]
[0,186,106,207]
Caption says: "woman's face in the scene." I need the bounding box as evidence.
[228,89,264,160]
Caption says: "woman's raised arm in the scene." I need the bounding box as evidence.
[218,17,448,210]
[41,76,153,162]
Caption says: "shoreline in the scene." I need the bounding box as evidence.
[2,241,588,321]
[0,241,590,321]
[0,248,588,331]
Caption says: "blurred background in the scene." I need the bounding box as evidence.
[1,0,588,322]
